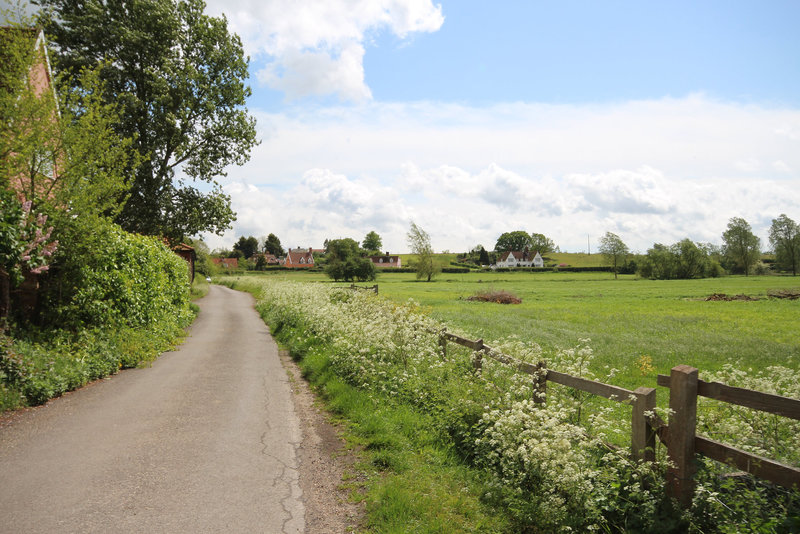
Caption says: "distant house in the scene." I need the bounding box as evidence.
[261,253,280,265]
[284,248,315,268]
[369,253,402,268]
[495,247,544,268]
[212,257,239,269]
[171,243,196,282]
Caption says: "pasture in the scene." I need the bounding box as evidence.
[375,271,800,390]
[242,269,799,391]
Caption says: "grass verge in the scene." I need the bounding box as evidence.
[252,293,515,533]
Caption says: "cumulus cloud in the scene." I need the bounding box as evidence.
[202,96,800,254]
[566,167,674,215]
[205,0,444,102]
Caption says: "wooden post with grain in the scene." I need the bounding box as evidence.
[632,386,657,462]
[666,365,698,507]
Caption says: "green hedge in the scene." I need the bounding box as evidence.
[43,219,191,329]
[2,219,194,410]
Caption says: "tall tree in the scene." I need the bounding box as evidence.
[599,232,629,279]
[362,231,382,253]
[722,217,761,276]
[494,230,533,252]
[233,235,259,259]
[478,246,490,265]
[529,233,556,254]
[263,233,284,256]
[36,0,258,240]
[407,221,438,282]
[769,214,800,276]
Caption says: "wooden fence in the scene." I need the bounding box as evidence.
[346,283,379,294]
[437,329,800,507]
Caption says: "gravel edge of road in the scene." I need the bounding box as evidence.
[278,349,366,533]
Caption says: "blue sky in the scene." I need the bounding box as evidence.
[202,0,800,254]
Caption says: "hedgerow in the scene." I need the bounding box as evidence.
[1,220,193,409]
[225,277,800,532]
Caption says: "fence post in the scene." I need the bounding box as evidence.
[666,365,698,507]
[472,339,484,372]
[438,330,448,361]
[533,360,547,404]
[372,284,378,294]
[632,386,656,462]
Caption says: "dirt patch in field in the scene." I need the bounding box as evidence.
[705,293,761,301]
[279,349,365,533]
[466,289,522,304]
[767,289,800,300]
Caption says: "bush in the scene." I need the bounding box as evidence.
[41,217,191,329]
[1,218,194,409]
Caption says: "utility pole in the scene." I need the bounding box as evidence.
[588,234,590,255]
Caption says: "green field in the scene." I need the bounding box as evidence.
[378,272,799,390]
[237,270,799,392]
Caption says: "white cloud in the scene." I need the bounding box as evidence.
[202,95,800,254]
[205,0,444,102]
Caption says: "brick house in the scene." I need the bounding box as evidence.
[283,248,315,268]
[212,257,239,269]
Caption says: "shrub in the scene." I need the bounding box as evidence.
[41,217,191,329]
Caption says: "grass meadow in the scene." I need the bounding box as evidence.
[238,269,799,391]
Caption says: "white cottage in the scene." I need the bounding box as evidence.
[495,247,544,268]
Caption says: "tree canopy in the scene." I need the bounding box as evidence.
[233,235,259,259]
[769,214,799,276]
[323,238,375,282]
[598,232,629,279]
[263,233,284,256]
[36,0,258,241]
[722,217,760,276]
[494,231,556,254]
[494,231,532,252]
[362,231,382,253]
[407,222,438,282]
[529,233,556,254]
[637,239,722,280]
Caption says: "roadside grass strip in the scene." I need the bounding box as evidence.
[224,277,800,533]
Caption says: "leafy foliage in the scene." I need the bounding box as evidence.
[233,235,259,259]
[637,239,723,279]
[40,216,192,329]
[37,0,258,240]
[407,221,439,282]
[769,214,800,276]
[494,230,532,252]
[323,238,375,282]
[362,230,383,254]
[263,232,284,256]
[722,217,761,276]
[599,232,629,279]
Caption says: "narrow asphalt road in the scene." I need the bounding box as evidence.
[0,285,304,533]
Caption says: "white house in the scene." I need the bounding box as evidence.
[494,247,544,268]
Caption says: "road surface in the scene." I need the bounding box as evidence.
[0,285,304,533]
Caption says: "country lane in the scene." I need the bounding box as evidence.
[0,284,304,533]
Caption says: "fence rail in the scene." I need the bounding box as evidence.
[346,283,379,294]
[436,328,800,507]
